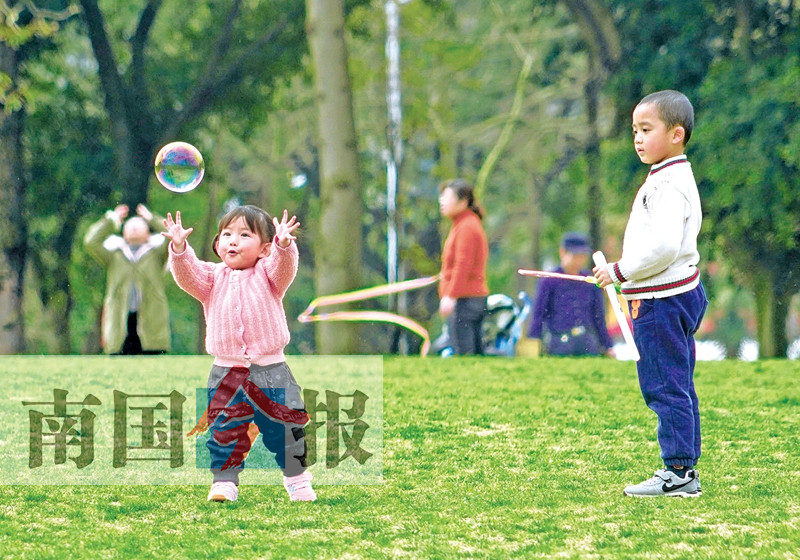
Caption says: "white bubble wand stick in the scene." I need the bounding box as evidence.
[592,251,640,361]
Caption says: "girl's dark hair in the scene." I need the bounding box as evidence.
[212,205,275,258]
[438,178,484,220]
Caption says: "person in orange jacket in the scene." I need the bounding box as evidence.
[437,179,489,355]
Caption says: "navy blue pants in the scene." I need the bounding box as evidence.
[206,363,308,484]
[630,283,707,468]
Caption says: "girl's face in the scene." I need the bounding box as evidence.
[632,102,684,165]
[438,187,467,219]
[216,216,271,270]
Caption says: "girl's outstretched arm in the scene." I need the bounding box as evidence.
[162,211,194,253]
[273,210,300,248]
[261,209,299,297]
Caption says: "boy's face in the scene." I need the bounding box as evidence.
[632,103,685,165]
[217,216,271,270]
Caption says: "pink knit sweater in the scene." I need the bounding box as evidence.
[168,240,298,366]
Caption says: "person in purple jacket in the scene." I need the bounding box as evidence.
[527,232,614,357]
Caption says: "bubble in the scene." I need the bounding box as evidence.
[290,173,308,189]
[154,142,205,193]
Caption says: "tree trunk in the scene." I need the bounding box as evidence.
[306,0,364,354]
[562,0,622,71]
[733,0,753,65]
[79,0,155,207]
[529,173,544,270]
[752,273,789,358]
[0,41,27,353]
[584,60,603,250]
[563,0,621,251]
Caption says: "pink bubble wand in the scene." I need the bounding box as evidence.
[517,268,598,284]
[518,258,640,361]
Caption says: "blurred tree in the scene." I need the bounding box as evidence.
[697,53,800,357]
[601,0,799,357]
[19,1,315,352]
[23,20,113,353]
[306,0,364,353]
[0,37,27,353]
[0,0,76,353]
[75,0,306,207]
[562,0,621,250]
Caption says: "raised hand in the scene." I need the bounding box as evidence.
[161,211,194,253]
[114,204,129,220]
[273,210,300,248]
[136,204,153,222]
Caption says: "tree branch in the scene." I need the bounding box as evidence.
[77,0,128,133]
[203,0,242,76]
[562,0,621,74]
[163,5,301,141]
[131,0,163,97]
[474,50,534,199]
[160,0,246,140]
[4,1,79,22]
[487,143,580,245]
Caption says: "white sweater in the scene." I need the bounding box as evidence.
[609,155,702,300]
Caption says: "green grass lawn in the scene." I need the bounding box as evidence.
[1,355,798,559]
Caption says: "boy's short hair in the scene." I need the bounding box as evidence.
[212,204,275,258]
[638,90,694,145]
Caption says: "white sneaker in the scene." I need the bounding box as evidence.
[283,471,316,502]
[207,481,239,502]
[623,469,701,498]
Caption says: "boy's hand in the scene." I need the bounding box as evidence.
[593,264,613,289]
[161,211,194,253]
[273,210,300,248]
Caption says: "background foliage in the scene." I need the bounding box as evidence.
[1,0,798,356]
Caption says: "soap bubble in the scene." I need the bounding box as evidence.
[154,142,204,193]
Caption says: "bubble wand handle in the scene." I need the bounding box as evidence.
[592,251,640,361]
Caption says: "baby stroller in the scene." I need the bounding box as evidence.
[432,291,532,357]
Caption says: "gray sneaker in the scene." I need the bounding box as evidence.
[623,468,701,498]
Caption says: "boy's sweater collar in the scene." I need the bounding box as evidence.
[649,154,688,175]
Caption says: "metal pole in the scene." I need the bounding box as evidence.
[385,0,411,353]
[385,0,403,288]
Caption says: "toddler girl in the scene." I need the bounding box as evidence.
[163,205,315,502]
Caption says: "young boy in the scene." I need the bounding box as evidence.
[594,90,708,497]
